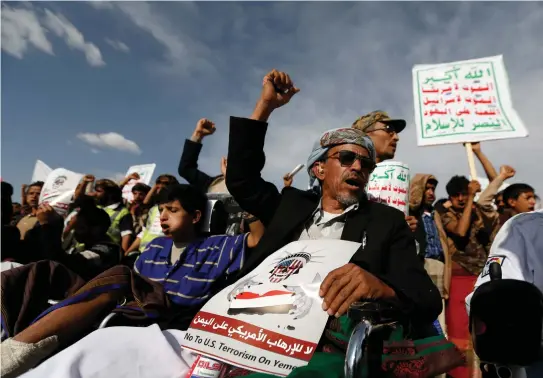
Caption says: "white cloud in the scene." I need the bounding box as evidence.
[77,132,142,155]
[90,2,214,76]
[42,9,105,67]
[1,5,54,58]
[1,5,105,67]
[90,148,100,154]
[105,38,130,53]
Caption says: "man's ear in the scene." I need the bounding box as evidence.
[507,198,516,209]
[314,162,325,181]
[192,210,202,225]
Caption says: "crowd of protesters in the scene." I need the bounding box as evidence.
[0,69,540,378]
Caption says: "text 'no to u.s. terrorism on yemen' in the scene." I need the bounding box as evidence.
[184,333,297,371]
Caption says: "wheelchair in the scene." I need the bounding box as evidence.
[469,263,543,378]
[345,301,402,378]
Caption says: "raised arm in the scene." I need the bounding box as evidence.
[74,175,95,200]
[477,165,515,209]
[445,180,481,238]
[471,142,498,182]
[225,69,300,226]
[178,119,217,192]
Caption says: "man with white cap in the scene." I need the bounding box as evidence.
[225,69,441,322]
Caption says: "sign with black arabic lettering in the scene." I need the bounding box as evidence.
[366,161,410,215]
[413,55,528,146]
[181,239,361,377]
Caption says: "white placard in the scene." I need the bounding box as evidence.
[39,168,83,216]
[366,161,410,215]
[413,55,528,146]
[31,160,53,183]
[121,164,156,202]
[181,239,361,377]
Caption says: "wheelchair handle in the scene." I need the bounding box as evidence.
[489,262,502,281]
[345,319,373,378]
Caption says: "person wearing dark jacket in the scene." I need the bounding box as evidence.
[178,118,228,194]
[225,69,441,324]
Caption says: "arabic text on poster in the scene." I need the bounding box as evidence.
[412,55,528,146]
[181,239,361,376]
[366,161,410,215]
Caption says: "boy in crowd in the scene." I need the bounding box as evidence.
[134,184,264,306]
[502,183,536,217]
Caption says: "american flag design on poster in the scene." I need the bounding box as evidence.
[269,253,311,283]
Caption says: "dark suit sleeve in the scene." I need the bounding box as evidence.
[225,117,281,227]
[178,139,216,192]
[380,214,442,324]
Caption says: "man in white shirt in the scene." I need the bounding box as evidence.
[466,209,543,377]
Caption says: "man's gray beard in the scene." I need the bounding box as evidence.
[336,192,361,207]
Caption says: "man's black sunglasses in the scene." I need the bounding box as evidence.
[328,151,376,171]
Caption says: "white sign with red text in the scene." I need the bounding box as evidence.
[121,164,156,202]
[39,168,83,216]
[31,160,53,183]
[366,161,410,215]
[413,55,528,146]
[181,239,361,377]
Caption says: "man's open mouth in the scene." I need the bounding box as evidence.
[345,178,362,189]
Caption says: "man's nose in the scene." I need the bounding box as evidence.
[350,158,362,172]
[392,132,400,142]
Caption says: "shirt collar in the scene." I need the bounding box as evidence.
[311,200,359,225]
[106,202,121,210]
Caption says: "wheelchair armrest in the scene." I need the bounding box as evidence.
[348,301,403,324]
[345,301,402,378]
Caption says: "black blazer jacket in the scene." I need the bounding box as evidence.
[225,116,442,324]
[178,139,222,193]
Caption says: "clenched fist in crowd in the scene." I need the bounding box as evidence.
[468,180,482,196]
[192,118,216,143]
[251,69,300,122]
[499,165,516,180]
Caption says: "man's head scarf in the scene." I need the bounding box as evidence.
[306,127,376,187]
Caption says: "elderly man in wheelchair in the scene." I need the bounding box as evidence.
[466,209,543,378]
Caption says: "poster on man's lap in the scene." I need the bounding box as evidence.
[181,239,361,377]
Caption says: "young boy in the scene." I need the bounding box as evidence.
[135,183,263,306]
[502,183,537,217]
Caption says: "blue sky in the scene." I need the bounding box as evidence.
[2,1,543,201]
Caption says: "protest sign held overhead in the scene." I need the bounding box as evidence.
[181,239,361,377]
[366,161,410,215]
[412,55,528,146]
[31,160,53,183]
[39,168,83,216]
[121,163,156,202]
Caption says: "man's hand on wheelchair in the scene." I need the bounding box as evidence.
[319,263,396,318]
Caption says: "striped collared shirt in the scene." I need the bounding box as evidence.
[134,234,248,307]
